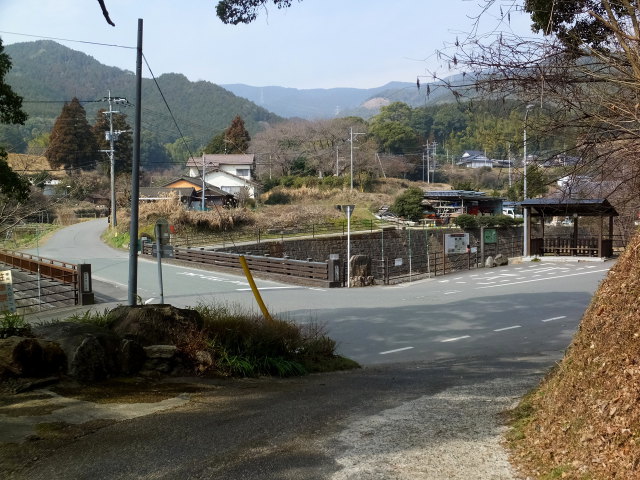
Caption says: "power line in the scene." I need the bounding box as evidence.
[0,30,134,50]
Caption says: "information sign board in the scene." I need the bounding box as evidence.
[444,233,469,254]
[0,270,17,313]
[484,228,497,244]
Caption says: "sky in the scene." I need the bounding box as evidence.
[0,0,536,90]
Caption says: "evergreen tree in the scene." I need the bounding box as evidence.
[0,36,29,201]
[204,131,226,154]
[390,187,425,221]
[92,108,133,174]
[224,115,251,153]
[45,97,100,171]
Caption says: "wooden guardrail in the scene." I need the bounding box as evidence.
[142,244,334,286]
[0,249,94,308]
[0,249,77,284]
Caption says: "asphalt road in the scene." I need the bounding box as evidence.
[7,219,611,479]
[28,219,610,366]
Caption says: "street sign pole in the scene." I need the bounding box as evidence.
[155,221,166,304]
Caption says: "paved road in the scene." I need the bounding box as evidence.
[6,219,611,479]
[27,219,610,366]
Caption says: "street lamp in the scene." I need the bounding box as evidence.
[523,104,535,257]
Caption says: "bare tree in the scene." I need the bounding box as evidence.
[432,1,640,232]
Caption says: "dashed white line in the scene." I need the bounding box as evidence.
[494,325,522,332]
[441,335,471,343]
[235,286,299,291]
[144,297,155,305]
[476,269,609,289]
[542,315,567,322]
[380,346,414,355]
[443,290,462,295]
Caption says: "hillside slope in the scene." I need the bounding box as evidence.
[512,233,640,479]
[4,41,282,147]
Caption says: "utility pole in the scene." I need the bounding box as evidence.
[201,154,206,211]
[349,127,365,192]
[127,18,143,307]
[100,92,129,228]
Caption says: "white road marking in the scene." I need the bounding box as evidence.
[380,346,414,355]
[144,297,155,304]
[441,335,471,343]
[309,287,326,291]
[235,286,300,291]
[494,325,522,332]
[443,290,462,295]
[476,268,609,289]
[542,315,567,322]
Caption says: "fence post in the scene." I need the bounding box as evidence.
[77,264,94,306]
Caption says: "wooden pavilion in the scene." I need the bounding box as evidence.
[521,198,619,258]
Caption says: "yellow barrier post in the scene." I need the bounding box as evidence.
[238,255,273,323]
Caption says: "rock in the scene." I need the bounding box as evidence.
[485,256,495,268]
[120,338,147,375]
[109,305,204,347]
[0,337,66,378]
[349,255,374,287]
[142,345,178,374]
[194,350,213,373]
[33,322,123,382]
[494,254,508,266]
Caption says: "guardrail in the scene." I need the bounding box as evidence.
[0,249,94,308]
[142,244,336,287]
[0,250,77,283]
[171,219,384,248]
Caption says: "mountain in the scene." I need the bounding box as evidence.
[221,81,459,119]
[4,41,282,148]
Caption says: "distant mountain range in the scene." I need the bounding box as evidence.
[4,41,459,149]
[221,81,458,119]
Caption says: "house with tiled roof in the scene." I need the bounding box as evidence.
[185,154,257,198]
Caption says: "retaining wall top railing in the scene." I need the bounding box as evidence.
[142,244,334,286]
[0,249,77,283]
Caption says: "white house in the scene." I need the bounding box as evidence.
[456,150,494,168]
[186,154,257,198]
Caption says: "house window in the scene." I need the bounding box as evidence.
[236,168,250,177]
[222,186,242,195]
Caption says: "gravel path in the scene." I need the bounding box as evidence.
[329,377,529,480]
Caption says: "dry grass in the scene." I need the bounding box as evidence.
[510,231,640,479]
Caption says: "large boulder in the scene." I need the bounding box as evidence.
[109,304,204,347]
[0,337,66,378]
[32,322,130,382]
[494,253,509,266]
[349,255,374,287]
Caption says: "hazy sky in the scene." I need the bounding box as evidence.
[0,0,535,89]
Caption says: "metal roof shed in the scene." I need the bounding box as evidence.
[520,198,618,258]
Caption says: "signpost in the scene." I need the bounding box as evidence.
[154,218,171,304]
[337,205,355,288]
[0,270,16,313]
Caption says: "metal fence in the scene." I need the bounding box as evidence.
[170,219,386,248]
[0,249,84,312]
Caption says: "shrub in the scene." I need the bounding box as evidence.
[264,190,292,205]
[390,187,424,221]
[454,214,478,229]
[193,302,354,377]
[321,175,345,189]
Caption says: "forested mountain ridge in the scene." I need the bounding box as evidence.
[2,40,282,150]
[221,80,458,119]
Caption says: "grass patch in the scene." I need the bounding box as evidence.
[65,308,115,328]
[193,301,359,377]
